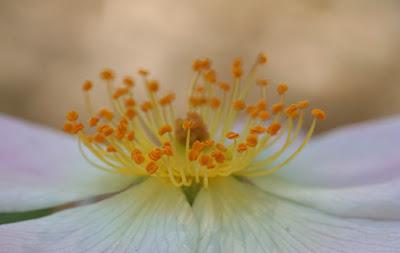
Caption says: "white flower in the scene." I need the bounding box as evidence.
[0,54,399,253]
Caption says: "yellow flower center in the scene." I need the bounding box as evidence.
[64,53,326,188]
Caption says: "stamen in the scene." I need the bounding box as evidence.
[64,53,325,188]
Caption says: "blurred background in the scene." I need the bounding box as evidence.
[1,0,399,134]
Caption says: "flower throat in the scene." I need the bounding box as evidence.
[63,53,326,188]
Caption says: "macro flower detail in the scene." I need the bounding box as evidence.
[0,54,399,253]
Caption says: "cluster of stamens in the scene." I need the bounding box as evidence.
[64,53,326,188]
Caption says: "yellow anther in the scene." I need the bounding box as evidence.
[311,109,327,120]
[123,76,134,87]
[226,132,240,139]
[246,134,258,147]
[82,80,93,91]
[147,80,159,92]
[132,149,145,165]
[257,52,268,65]
[100,69,115,81]
[237,143,248,153]
[107,145,117,153]
[271,103,284,114]
[267,122,281,136]
[159,125,172,136]
[233,100,246,111]
[146,162,159,174]
[277,83,288,95]
[66,111,79,121]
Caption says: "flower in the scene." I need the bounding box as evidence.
[0,54,399,253]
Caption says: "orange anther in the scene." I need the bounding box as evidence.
[82,80,93,91]
[204,70,216,83]
[257,53,268,65]
[125,108,137,119]
[138,68,149,77]
[233,58,242,68]
[267,122,281,136]
[114,128,126,140]
[211,150,225,163]
[140,101,153,112]
[199,154,211,166]
[100,69,115,81]
[126,131,135,141]
[99,109,114,121]
[124,98,136,107]
[72,124,83,133]
[219,82,231,92]
[247,105,260,118]
[209,98,221,109]
[195,86,206,93]
[192,59,203,71]
[226,132,240,139]
[159,93,176,106]
[204,139,215,147]
[284,104,299,118]
[162,145,173,156]
[246,134,258,147]
[94,133,106,143]
[112,87,129,99]
[298,100,310,109]
[201,58,211,70]
[232,66,243,78]
[237,143,248,153]
[159,125,172,136]
[98,124,113,136]
[63,123,73,134]
[182,120,193,130]
[88,117,99,127]
[107,145,117,153]
[188,149,200,161]
[192,140,205,151]
[147,80,159,92]
[123,76,134,87]
[146,162,158,174]
[132,149,145,164]
[66,111,79,121]
[233,100,246,111]
[256,79,268,87]
[250,125,266,134]
[216,143,227,152]
[149,148,163,161]
[257,99,268,111]
[277,83,288,95]
[258,110,270,121]
[311,109,327,121]
[271,103,284,114]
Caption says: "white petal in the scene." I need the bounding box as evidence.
[275,116,400,187]
[0,115,133,212]
[252,175,400,220]
[194,177,400,253]
[0,178,198,253]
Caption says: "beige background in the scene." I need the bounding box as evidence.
[1,0,399,134]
